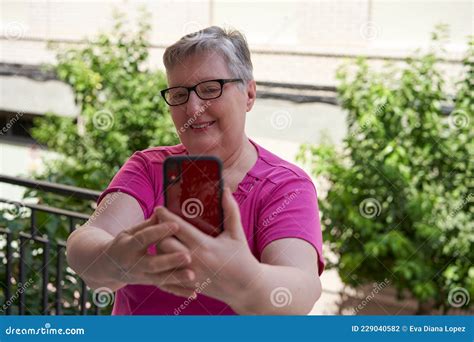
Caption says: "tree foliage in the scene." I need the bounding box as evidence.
[1,10,178,315]
[298,30,473,313]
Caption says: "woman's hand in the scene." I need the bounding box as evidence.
[100,216,196,296]
[155,187,261,306]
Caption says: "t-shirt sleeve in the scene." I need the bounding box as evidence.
[97,151,156,219]
[255,176,325,275]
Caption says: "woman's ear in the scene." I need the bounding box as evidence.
[245,80,257,112]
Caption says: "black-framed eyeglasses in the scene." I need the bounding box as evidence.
[160,78,243,106]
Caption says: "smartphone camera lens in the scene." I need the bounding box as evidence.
[168,162,181,184]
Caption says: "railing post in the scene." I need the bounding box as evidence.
[30,208,37,236]
[80,280,87,315]
[18,233,27,315]
[40,236,49,315]
[0,228,13,315]
[55,241,66,315]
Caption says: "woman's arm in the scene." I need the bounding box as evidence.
[66,225,125,291]
[67,192,143,290]
[67,193,195,294]
[232,238,321,315]
[155,188,323,315]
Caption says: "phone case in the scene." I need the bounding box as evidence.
[163,156,224,237]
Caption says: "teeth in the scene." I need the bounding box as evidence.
[192,121,214,129]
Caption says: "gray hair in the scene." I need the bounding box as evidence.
[163,26,254,83]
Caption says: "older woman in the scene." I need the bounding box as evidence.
[67,26,324,315]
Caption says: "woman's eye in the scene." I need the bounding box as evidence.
[202,88,220,95]
[199,84,220,93]
[171,92,187,100]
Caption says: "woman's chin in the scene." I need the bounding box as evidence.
[183,135,220,155]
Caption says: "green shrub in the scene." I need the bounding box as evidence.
[298,30,473,314]
[0,9,178,315]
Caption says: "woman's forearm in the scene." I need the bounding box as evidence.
[231,263,321,315]
[66,226,125,291]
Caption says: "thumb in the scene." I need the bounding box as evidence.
[222,187,245,240]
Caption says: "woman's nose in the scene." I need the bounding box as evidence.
[185,91,206,118]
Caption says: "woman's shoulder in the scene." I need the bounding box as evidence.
[252,141,313,186]
[136,144,187,164]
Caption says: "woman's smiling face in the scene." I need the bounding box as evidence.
[166,51,255,157]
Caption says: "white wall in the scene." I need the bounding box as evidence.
[1,0,471,85]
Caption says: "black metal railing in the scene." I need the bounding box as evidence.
[0,174,105,315]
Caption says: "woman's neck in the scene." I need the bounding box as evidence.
[183,135,258,191]
[221,136,258,174]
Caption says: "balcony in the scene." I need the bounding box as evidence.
[0,174,109,315]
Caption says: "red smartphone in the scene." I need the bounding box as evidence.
[163,156,224,237]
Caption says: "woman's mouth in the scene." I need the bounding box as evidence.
[190,120,216,131]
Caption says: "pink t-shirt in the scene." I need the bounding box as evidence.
[97,139,324,315]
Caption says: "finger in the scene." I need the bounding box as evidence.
[132,222,179,251]
[138,252,191,273]
[155,207,209,247]
[161,284,197,299]
[157,236,188,254]
[222,187,245,240]
[126,214,160,235]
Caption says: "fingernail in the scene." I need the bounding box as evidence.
[181,254,191,263]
